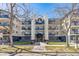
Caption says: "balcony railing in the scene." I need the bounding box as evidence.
[71,21,79,26]
[35,27,44,30]
[22,21,31,25]
[35,21,44,24]
[0,22,9,26]
[0,15,9,18]
[71,31,79,34]
[48,27,60,30]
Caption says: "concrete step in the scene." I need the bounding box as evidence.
[34,42,47,45]
[35,42,40,45]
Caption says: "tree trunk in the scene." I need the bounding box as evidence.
[9,3,14,47]
[66,35,69,47]
[9,34,13,46]
[75,35,78,49]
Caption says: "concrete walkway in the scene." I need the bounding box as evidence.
[32,42,47,52]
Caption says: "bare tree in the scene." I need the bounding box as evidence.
[54,4,78,48]
[8,3,16,46]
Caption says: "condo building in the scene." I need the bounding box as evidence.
[0,14,22,42]
[17,16,66,43]
[0,14,66,42]
[61,9,79,44]
[0,9,79,44]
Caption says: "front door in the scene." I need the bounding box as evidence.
[36,33,43,42]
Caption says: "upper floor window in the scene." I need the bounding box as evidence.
[22,27,26,30]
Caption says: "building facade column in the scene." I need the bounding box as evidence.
[43,16,49,41]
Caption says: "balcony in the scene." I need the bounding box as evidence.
[22,21,31,25]
[0,15,9,18]
[22,26,31,30]
[35,31,44,35]
[48,26,60,30]
[71,29,79,34]
[49,33,55,36]
[22,31,31,35]
[71,21,79,26]
[70,21,79,29]
[0,22,9,26]
[35,27,44,30]
[49,20,55,24]
[0,30,9,34]
[35,24,44,27]
[35,21,44,24]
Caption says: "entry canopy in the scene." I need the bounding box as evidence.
[36,32,43,38]
[36,32,43,35]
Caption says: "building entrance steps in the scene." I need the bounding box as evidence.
[34,42,40,45]
[34,42,47,45]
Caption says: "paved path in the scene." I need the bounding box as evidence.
[32,42,47,52]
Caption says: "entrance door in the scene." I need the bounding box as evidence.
[36,33,43,42]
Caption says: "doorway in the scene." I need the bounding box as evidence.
[36,33,44,42]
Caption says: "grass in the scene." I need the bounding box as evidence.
[45,46,78,52]
[0,44,79,53]
[47,42,66,45]
[14,41,32,45]
[0,45,33,53]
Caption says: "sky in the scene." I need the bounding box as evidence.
[30,3,72,18]
[0,3,73,18]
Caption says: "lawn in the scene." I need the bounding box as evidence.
[0,45,33,53]
[47,42,66,45]
[14,41,32,45]
[0,45,79,53]
[45,46,78,52]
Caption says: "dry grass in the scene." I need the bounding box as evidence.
[0,45,79,53]
[0,45,33,53]
[45,46,78,52]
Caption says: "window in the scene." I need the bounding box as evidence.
[22,31,31,35]
[22,21,31,25]
[0,15,9,18]
[36,27,44,30]
[28,27,31,30]
[72,21,79,25]
[22,22,25,25]
[49,21,53,24]
[22,27,26,30]
[16,31,18,33]
[72,29,78,34]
